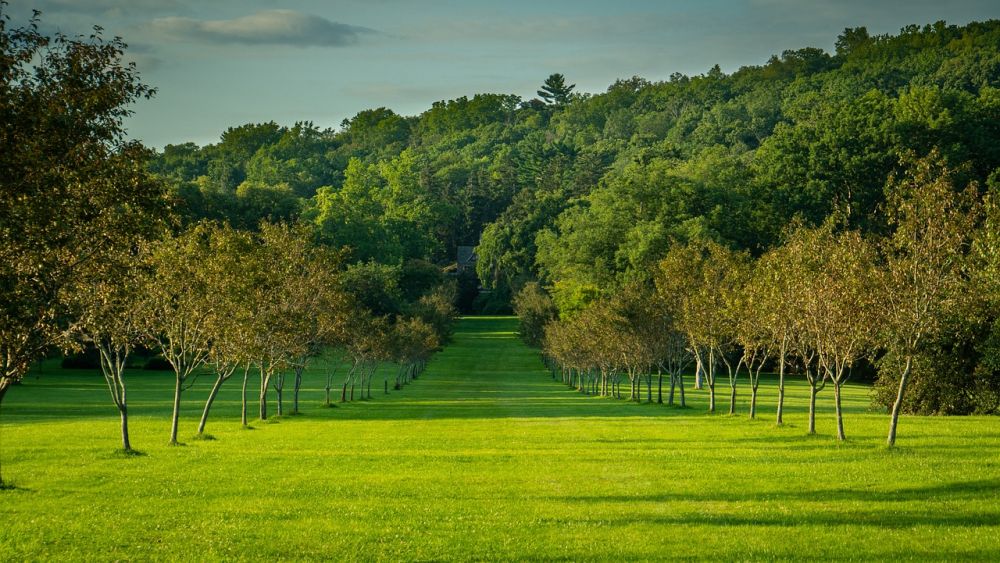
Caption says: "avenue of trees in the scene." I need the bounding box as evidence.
[4,5,1000,487]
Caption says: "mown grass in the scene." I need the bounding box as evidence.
[1,316,999,560]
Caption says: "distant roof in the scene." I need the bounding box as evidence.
[457,246,477,266]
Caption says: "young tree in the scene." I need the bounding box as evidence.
[196,227,257,437]
[71,258,149,452]
[142,224,218,445]
[0,9,164,483]
[878,152,980,447]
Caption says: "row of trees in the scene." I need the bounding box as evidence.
[75,221,455,451]
[532,152,998,445]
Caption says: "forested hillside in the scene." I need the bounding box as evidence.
[152,20,1000,309]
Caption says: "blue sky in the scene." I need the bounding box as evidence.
[9,0,999,149]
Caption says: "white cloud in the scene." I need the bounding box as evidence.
[147,10,376,47]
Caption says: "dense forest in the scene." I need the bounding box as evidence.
[147,20,1000,416]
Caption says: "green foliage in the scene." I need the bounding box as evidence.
[511,282,558,346]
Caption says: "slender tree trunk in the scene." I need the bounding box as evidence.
[776,353,786,426]
[808,383,818,435]
[668,373,676,406]
[197,375,226,435]
[647,373,652,403]
[293,365,304,414]
[259,366,270,421]
[694,354,703,390]
[750,382,758,419]
[657,370,663,404]
[119,404,131,451]
[241,366,250,427]
[678,373,686,407]
[729,384,737,416]
[169,373,183,445]
[887,355,913,447]
[834,381,846,441]
[341,382,347,403]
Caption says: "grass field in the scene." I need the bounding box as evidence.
[1,316,999,560]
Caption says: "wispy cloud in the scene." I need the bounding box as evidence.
[147,10,376,48]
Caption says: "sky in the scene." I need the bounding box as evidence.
[8,0,999,149]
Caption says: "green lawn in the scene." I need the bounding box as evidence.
[1,316,999,560]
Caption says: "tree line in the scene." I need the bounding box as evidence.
[521,151,999,445]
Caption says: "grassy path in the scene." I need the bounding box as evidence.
[1,317,999,560]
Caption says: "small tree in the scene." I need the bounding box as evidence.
[71,257,149,452]
[878,152,980,446]
[143,224,223,444]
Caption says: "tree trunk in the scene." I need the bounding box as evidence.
[678,373,686,407]
[341,382,347,403]
[728,384,737,416]
[694,355,703,390]
[668,373,676,406]
[119,404,131,451]
[259,367,270,421]
[293,366,304,415]
[834,381,846,441]
[776,355,786,426]
[808,383,818,435]
[657,370,663,404]
[708,381,715,413]
[887,355,913,447]
[197,375,226,435]
[169,374,183,445]
[750,383,758,420]
[647,373,652,403]
[241,367,250,427]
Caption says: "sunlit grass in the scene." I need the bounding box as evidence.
[1,317,998,560]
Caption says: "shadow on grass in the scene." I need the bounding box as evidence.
[553,477,1000,506]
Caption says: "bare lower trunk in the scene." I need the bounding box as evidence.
[776,357,786,426]
[808,384,818,434]
[241,367,250,427]
[341,382,347,402]
[678,373,686,407]
[119,405,131,451]
[694,356,703,390]
[197,376,226,435]
[169,374,183,445]
[834,381,845,441]
[728,384,737,415]
[708,381,715,413]
[647,373,652,403]
[259,366,270,421]
[887,356,913,447]
[293,366,304,414]
[657,371,663,404]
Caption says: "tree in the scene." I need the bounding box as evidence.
[878,152,981,446]
[70,254,150,453]
[538,73,576,106]
[512,282,558,346]
[0,9,164,483]
[195,227,257,437]
[142,223,218,445]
